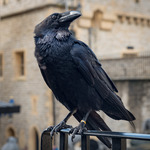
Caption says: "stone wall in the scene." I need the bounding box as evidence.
[101,56,150,80]
[128,80,150,132]
[0,0,78,17]
[0,6,57,149]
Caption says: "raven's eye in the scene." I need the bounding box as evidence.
[51,15,57,20]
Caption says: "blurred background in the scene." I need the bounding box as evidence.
[0,0,150,150]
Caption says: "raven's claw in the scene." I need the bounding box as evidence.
[70,122,87,142]
[46,126,54,132]
[49,121,72,137]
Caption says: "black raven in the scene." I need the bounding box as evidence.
[34,11,135,148]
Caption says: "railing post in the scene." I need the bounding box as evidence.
[112,138,126,150]
[81,135,90,150]
[59,132,68,150]
[41,130,52,150]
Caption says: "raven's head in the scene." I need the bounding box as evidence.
[34,11,81,36]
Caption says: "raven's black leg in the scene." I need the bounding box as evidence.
[48,109,77,137]
[70,110,92,141]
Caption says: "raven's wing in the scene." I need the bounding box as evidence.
[70,41,135,122]
[71,41,118,93]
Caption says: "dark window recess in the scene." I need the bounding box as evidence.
[15,51,25,77]
[0,54,3,77]
[135,0,140,3]
[127,46,134,50]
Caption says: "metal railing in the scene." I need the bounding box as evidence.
[41,128,150,150]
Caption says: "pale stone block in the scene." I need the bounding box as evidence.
[78,18,92,28]
[121,49,139,58]
[100,20,114,30]
[103,13,117,22]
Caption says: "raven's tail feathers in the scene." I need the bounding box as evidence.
[101,94,136,130]
[89,111,111,131]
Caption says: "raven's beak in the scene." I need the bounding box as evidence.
[59,11,81,23]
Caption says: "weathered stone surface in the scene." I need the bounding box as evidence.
[101,56,150,80]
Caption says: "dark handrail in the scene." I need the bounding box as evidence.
[60,129,150,140]
[41,128,150,150]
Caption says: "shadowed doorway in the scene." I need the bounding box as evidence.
[30,127,39,150]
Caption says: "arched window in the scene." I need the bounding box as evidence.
[92,10,103,28]
[30,127,39,150]
[6,127,15,137]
